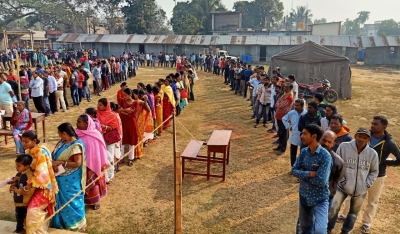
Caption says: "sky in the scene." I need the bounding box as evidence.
[159,0,399,24]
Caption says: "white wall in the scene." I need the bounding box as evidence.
[312,23,341,35]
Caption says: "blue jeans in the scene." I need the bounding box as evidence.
[299,195,329,234]
[252,97,258,117]
[70,85,79,106]
[78,88,84,102]
[328,189,366,233]
[256,103,270,124]
[84,86,91,101]
[43,96,50,114]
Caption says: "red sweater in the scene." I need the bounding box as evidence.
[275,93,294,120]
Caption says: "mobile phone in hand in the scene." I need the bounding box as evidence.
[311,164,319,171]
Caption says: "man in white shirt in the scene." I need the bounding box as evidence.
[145,53,150,66]
[46,70,58,113]
[92,63,102,96]
[165,54,170,67]
[29,71,46,113]
[289,74,299,101]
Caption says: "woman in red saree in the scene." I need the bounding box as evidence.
[132,89,150,158]
[153,86,163,136]
[97,98,122,183]
[76,114,108,210]
[161,79,175,129]
[118,88,139,166]
[21,130,59,234]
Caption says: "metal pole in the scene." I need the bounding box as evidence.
[173,114,182,234]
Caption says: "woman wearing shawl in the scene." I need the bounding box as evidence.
[320,104,347,131]
[132,89,151,158]
[139,89,154,145]
[161,79,175,129]
[76,115,108,210]
[153,86,163,136]
[21,130,59,234]
[11,102,32,154]
[51,123,86,232]
[176,56,182,72]
[118,88,139,166]
[97,98,121,182]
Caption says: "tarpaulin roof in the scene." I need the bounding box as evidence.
[271,41,349,63]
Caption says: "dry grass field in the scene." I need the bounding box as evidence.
[0,65,400,234]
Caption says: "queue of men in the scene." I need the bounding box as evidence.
[229,65,400,233]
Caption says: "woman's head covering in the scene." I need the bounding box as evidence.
[76,115,108,176]
[96,99,122,135]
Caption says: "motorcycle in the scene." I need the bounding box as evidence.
[298,78,338,103]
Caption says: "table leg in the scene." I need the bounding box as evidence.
[207,151,211,180]
[213,152,216,158]
[42,119,46,143]
[227,141,231,165]
[182,158,185,178]
[222,152,226,181]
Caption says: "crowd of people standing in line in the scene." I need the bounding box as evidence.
[226,64,400,234]
[1,49,198,233]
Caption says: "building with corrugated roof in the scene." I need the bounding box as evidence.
[54,34,400,65]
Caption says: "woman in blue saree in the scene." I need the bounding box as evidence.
[51,123,87,232]
[10,102,32,154]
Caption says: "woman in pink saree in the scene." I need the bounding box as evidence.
[76,114,108,210]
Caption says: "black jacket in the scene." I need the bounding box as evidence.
[298,112,322,132]
[329,150,345,199]
[372,131,400,177]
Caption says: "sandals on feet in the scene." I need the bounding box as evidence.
[128,160,134,167]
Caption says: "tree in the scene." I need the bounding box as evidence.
[233,0,284,29]
[341,11,370,35]
[291,6,312,30]
[121,0,168,34]
[171,2,202,34]
[377,19,400,36]
[191,0,227,34]
[96,0,125,34]
[314,18,327,24]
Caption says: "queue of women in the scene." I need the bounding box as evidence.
[7,63,196,233]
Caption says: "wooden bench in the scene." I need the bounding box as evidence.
[2,112,46,143]
[0,129,13,145]
[181,130,232,182]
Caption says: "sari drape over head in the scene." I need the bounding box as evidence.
[96,99,121,136]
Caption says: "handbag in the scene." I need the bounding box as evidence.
[103,128,121,145]
[180,89,188,99]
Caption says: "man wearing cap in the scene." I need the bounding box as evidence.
[327,128,379,234]
[336,115,400,234]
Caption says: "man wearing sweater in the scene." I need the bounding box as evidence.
[327,128,379,234]
[337,116,400,234]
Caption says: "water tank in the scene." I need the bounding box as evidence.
[358,50,365,59]
[247,55,252,63]
[241,55,246,62]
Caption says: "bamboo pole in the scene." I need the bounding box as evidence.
[173,115,182,234]
[15,48,21,101]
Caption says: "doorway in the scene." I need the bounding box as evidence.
[139,44,145,53]
[260,46,267,62]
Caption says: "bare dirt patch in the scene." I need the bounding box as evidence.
[0,66,399,233]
